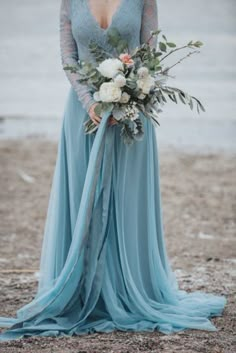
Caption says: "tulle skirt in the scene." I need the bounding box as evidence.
[0,87,227,340]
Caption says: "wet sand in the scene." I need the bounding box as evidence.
[0,139,235,353]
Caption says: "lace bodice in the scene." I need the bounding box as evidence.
[60,0,158,113]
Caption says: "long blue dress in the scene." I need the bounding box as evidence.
[0,0,226,340]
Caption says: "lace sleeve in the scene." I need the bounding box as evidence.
[60,0,96,113]
[140,0,158,49]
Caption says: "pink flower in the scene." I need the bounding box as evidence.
[119,53,134,67]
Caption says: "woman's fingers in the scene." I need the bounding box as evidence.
[108,116,118,126]
[92,115,102,125]
[91,111,102,125]
[88,103,102,125]
[88,104,118,127]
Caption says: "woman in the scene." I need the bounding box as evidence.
[0,0,226,340]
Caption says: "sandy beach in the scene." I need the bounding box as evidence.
[0,139,235,353]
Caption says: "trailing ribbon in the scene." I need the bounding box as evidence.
[0,110,115,339]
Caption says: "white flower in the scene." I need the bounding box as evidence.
[99,82,122,102]
[137,66,149,79]
[93,91,101,101]
[97,58,124,78]
[120,92,130,103]
[114,74,126,87]
[137,75,155,94]
[125,102,139,121]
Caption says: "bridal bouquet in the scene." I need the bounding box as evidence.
[64,28,205,145]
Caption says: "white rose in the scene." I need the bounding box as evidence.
[97,58,124,78]
[137,66,149,79]
[114,74,126,87]
[137,75,155,94]
[99,82,122,102]
[120,92,130,103]
[93,91,101,101]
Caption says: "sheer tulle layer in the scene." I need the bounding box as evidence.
[0,88,226,341]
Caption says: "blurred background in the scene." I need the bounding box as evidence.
[0,0,235,151]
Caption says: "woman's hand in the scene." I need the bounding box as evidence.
[88,103,102,126]
[108,115,118,126]
[88,103,118,127]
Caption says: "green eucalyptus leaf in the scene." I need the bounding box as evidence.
[168,93,177,103]
[194,40,203,47]
[107,27,121,46]
[126,79,137,89]
[117,39,128,54]
[178,92,186,104]
[63,65,78,74]
[133,118,144,139]
[160,91,167,103]
[167,42,176,48]
[189,98,194,110]
[101,102,114,112]
[94,103,102,116]
[197,103,200,114]
[197,100,206,112]
[155,52,163,57]
[112,106,126,121]
[155,66,162,72]
[162,34,167,42]
[120,123,134,145]
[159,42,167,52]
[152,29,161,36]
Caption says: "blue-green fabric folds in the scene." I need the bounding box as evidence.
[0,87,226,341]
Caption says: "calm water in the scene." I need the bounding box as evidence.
[0,0,235,150]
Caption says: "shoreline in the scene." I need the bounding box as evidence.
[1,117,236,154]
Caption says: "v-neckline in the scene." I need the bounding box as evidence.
[85,0,125,33]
